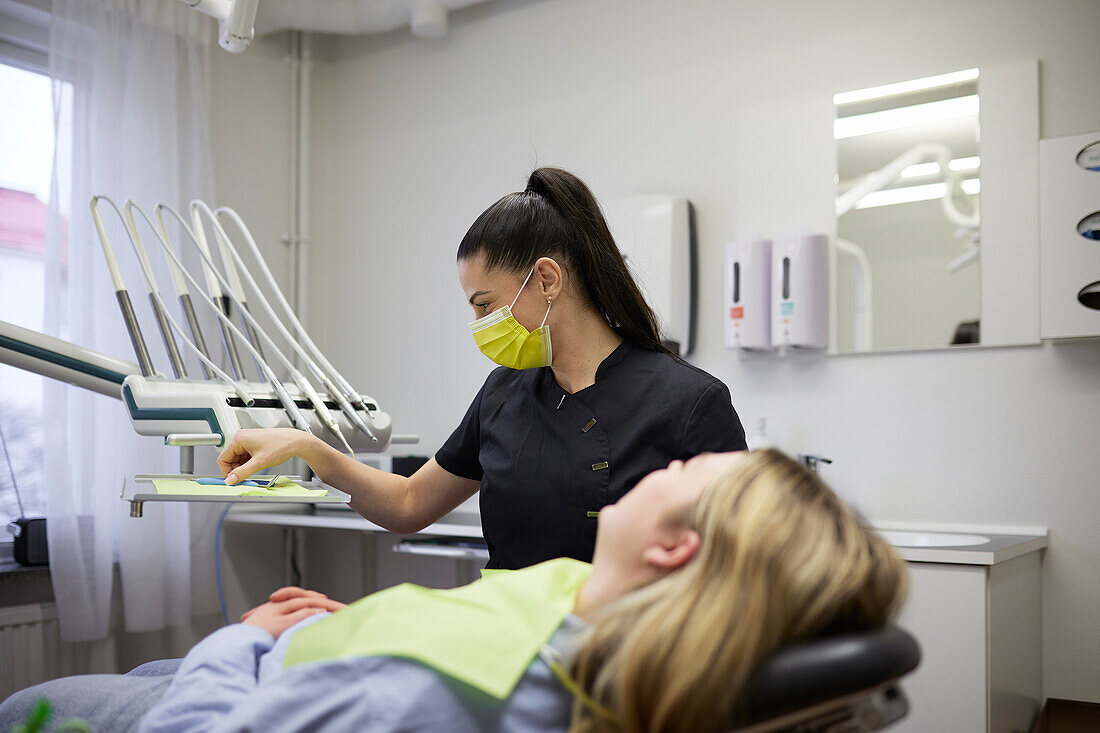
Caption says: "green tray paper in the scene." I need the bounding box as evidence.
[151,476,327,498]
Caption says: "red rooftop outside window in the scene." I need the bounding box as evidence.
[0,186,69,259]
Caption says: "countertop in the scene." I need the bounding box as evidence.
[871,522,1048,566]
[224,505,485,540]
[224,509,1048,566]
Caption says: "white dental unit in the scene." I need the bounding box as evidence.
[0,195,401,516]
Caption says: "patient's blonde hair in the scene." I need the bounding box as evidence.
[568,449,909,733]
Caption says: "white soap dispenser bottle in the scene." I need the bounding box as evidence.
[746,418,773,451]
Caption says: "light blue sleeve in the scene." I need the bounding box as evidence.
[142,652,486,733]
[196,660,400,732]
[257,612,330,682]
[136,623,275,733]
[135,614,578,733]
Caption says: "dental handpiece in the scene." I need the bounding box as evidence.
[189,202,355,454]
[122,200,188,379]
[215,206,380,441]
[90,196,156,378]
[305,360,377,443]
[120,203,255,406]
[203,204,266,366]
[144,208,313,435]
[189,203,246,381]
[152,206,213,378]
[207,205,378,444]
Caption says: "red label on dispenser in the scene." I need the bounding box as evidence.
[730,307,744,320]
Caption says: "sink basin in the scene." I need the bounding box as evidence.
[879,530,990,548]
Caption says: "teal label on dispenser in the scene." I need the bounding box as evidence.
[780,302,794,316]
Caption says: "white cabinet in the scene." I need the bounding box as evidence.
[892,551,1042,732]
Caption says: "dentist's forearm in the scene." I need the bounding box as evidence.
[297,435,415,531]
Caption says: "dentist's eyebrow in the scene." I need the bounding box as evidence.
[468,290,490,304]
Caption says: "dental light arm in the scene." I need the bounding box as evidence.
[835,143,979,227]
[148,205,314,435]
[177,0,259,53]
[216,206,381,433]
[835,143,980,274]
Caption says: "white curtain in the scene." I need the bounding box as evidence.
[45,0,219,642]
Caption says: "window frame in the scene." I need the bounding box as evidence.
[0,0,50,75]
[0,8,52,552]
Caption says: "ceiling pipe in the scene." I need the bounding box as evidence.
[410,2,448,39]
[254,0,490,39]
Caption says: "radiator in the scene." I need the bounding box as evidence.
[0,603,126,699]
[1,603,60,700]
[0,600,216,705]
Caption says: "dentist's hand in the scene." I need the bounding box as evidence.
[218,428,310,485]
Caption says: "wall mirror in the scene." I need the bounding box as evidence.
[833,69,982,353]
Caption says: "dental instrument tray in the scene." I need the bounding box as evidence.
[122,474,350,517]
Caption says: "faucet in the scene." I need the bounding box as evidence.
[798,454,833,473]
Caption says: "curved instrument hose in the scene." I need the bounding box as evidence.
[215,207,378,423]
[141,206,311,433]
[97,198,253,405]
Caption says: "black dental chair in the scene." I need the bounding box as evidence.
[732,626,921,732]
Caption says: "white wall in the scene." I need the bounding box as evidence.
[208,32,296,318]
[308,0,1100,701]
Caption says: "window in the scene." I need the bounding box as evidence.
[0,60,66,529]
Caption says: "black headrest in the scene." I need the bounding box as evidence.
[740,626,921,723]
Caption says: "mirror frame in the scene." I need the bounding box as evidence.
[975,59,1040,347]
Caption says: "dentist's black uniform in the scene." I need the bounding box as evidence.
[436,339,746,569]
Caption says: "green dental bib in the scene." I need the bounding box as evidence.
[282,558,592,699]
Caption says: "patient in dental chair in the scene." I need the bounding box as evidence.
[0,449,907,733]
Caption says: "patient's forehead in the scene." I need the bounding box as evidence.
[690,451,745,478]
[658,452,745,504]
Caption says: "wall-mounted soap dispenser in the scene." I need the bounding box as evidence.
[772,234,830,350]
[723,239,772,350]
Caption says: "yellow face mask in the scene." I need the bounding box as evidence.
[469,268,553,370]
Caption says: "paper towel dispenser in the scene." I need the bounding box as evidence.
[604,195,696,356]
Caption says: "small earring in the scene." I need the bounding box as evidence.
[547,297,552,304]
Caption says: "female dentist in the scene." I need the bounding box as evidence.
[218,167,747,569]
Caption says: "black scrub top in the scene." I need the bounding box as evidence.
[435,339,747,569]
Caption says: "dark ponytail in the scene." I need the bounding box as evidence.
[457,167,673,356]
